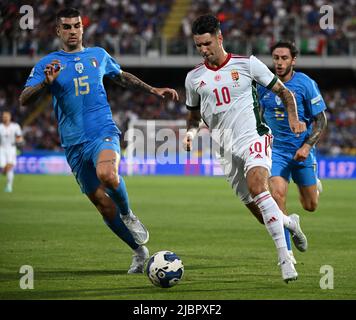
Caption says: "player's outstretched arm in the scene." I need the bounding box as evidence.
[112,71,179,100]
[183,110,201,151]
[270,79,306,136]
[294,111,327,161]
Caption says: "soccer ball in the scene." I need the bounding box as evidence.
[146,250,184,288]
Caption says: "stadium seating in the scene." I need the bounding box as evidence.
[0,1,355,155]
[1,1,355,56]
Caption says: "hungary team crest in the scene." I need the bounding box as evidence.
[231,70,239,81]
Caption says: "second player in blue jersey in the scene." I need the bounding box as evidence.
[257,40,327,264]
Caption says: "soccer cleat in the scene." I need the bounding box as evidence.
[127,245,149,274]
[277,251,297,266]
[317,179,323,194]
[121,210,149,245]
[289,214,308,252]
[279,257,298,283]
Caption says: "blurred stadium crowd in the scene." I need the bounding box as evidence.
[179,0,356,56]
[1,0,355,56]
[0,0,355,156]
[1,0,173,55]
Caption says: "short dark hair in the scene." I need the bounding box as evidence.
[192,14,221,35]
[270,40,299,58]
[56,7,81,25]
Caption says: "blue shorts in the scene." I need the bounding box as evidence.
[65,135,121,194]
[271,148,318,187]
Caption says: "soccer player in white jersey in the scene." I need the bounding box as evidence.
[183,14,308,283]
[0,111,23,192]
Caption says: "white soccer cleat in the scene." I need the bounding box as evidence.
[121,210,149,245]
[317,179,323,194]
[279,257,298,283]
[127,245,149,274]
[289,214,308,252]
[276,250,297,266]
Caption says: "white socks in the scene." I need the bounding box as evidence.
[253,191,289,260]
[6,170,14,188]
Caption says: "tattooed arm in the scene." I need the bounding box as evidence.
[294,111,327,161]
[19,82,49,105]
[270,79,306,135]
[112,71,179,100]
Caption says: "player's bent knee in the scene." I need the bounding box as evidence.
[301,194,318,211]
[97,170,119,189]
[249,185,268,198]
[246,167,269,197]
[271,189,286,205]
[302,200,318,212]
[247,177,265,196]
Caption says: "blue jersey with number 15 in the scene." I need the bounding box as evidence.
[25,47,121,147]
[257,71,326,152]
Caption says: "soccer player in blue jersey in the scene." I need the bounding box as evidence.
[257,40,327,262]
[19,8,179,274]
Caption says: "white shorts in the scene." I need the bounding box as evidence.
[217,134,272,204]
[0,147,17,167]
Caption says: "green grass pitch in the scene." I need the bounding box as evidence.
[0,175,355,300]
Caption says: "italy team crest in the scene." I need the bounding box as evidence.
[231,70,239,81]
[90,58,98,68]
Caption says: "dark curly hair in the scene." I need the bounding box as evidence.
[56,8,81,25]
[192,14,221,35]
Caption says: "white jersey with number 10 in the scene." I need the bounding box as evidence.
[185,54,277,152]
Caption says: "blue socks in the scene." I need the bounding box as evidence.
[103,213,138,250]
[103,175,138,249]
[105,175,130,215]
[284,227,292,251]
